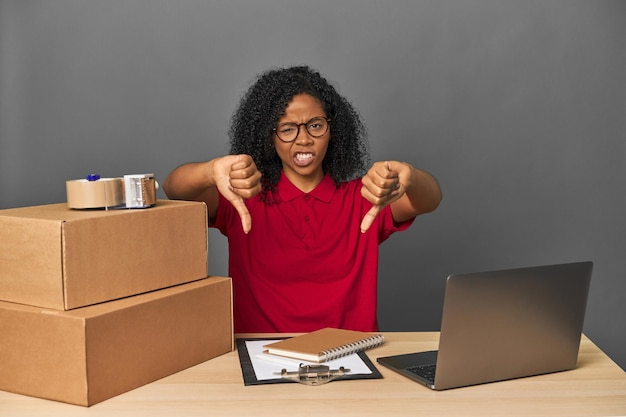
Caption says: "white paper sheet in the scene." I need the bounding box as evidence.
[245,339,374,381]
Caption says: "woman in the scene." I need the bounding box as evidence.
[163,66,442,333]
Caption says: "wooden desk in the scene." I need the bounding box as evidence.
[1,333,625,416]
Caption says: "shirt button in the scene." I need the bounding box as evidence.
[304,215,310,222]
[304,195,310,201]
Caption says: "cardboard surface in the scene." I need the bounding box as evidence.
[0,199,208,310]
[0,276,233,406]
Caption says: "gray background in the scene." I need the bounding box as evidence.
[1,1,624,370]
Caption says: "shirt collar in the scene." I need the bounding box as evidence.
[277,172,336,203]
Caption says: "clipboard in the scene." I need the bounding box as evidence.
[236,337,384,386]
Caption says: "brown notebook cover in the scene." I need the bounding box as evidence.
[262,328,385,363]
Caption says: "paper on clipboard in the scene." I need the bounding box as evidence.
[247,340,373,380]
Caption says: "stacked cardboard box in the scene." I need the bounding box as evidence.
[0,200,233,406]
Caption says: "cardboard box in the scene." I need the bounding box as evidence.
[0,199,208,310]
[0,276,233,406]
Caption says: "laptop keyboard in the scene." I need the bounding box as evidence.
[405,364,436,382]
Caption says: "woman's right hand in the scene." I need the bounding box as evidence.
[213,154,262,234]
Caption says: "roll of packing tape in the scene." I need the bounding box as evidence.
[66,176,125,209]
[66,173,158,209]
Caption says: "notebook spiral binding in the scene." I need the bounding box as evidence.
[320,334,385,362]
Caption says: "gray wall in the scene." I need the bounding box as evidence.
[1,1,624,370]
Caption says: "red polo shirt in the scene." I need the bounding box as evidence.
[211,172,414,333]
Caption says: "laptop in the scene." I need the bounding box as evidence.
[377,261,593,390]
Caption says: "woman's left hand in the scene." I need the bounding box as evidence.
[360,161,410,233]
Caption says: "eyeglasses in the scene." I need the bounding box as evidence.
[273,117,330,143]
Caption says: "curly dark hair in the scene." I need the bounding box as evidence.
[229,65,369,202]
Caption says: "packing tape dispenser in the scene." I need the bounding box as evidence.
[66,173,158,209]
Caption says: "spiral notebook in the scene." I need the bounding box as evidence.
[262,328,385,363]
